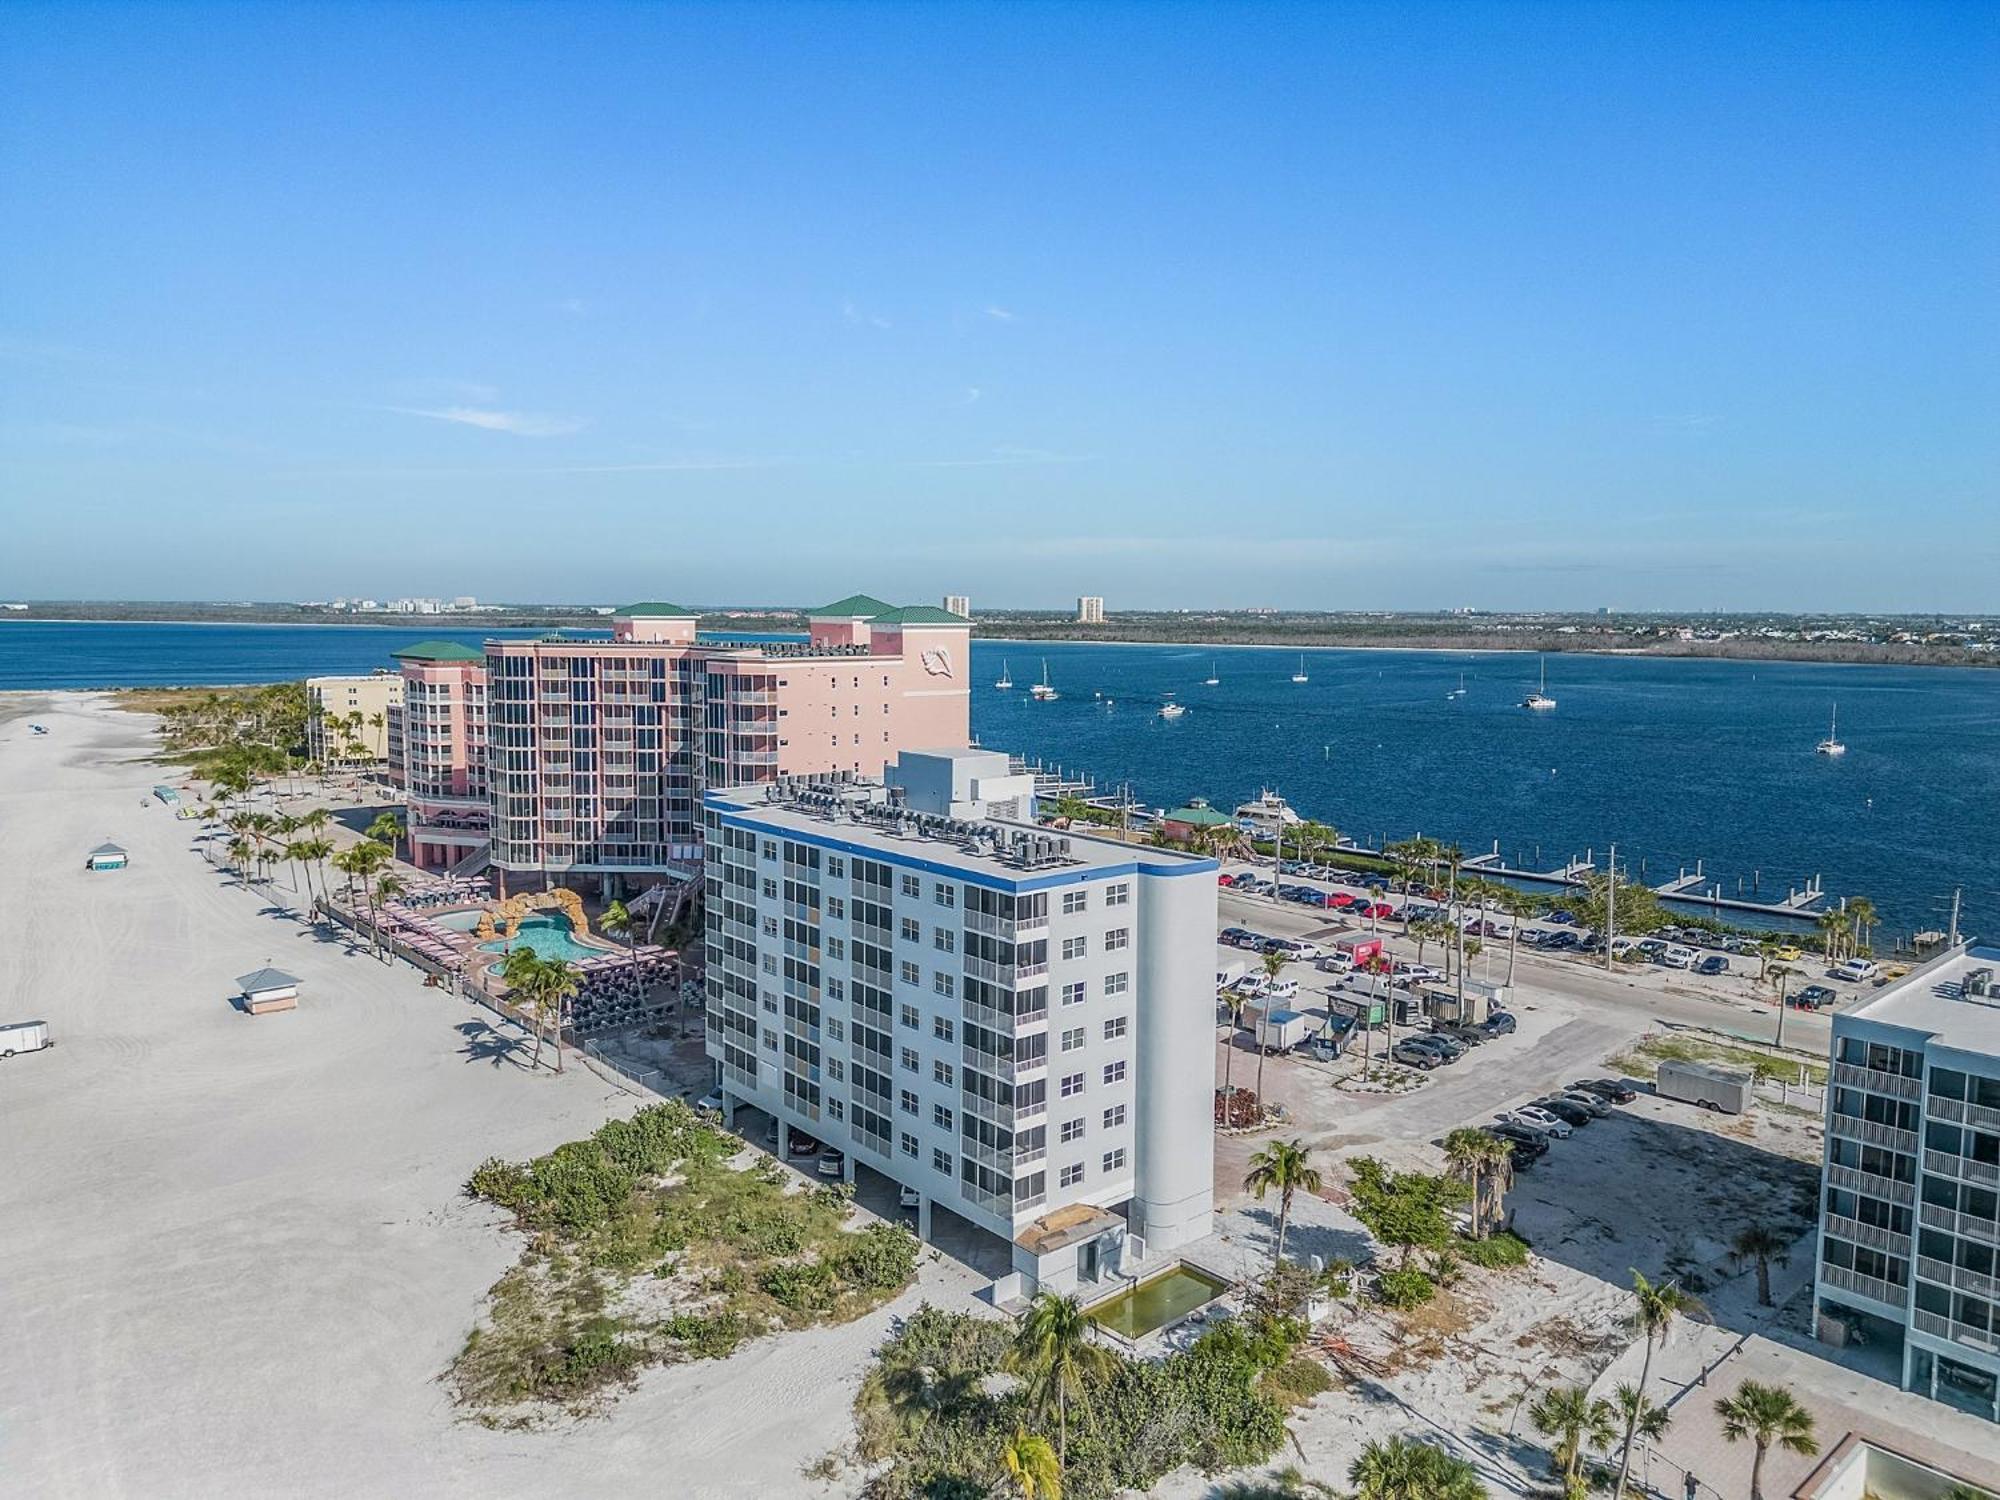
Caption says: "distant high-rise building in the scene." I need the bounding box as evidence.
[1077,596,1105,625]
[305,673,404,765]
[943,594,970,619]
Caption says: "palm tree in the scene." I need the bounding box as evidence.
[366,810,403,856]
[1609,1382,1670,1451]
[226,835,257,878]
[1348,1438,1486,1500]
[1005,1291,1114,1469]
[540,958,579,1073]
[1714,1380,1818,1500]
[1613,1271,1705,1500]
[1845,896,1877,956]
[1730,1224,1792,1307]
[346,839,392,953]
[1443,1127,1513,1239]
[1220,989,1249,1099]
[1814,908,1847,964]
[375,874,406,958]
[1253,949,1289,1104]
[499,947,549,1069]
[1214,1468,1335,1500]
[1528,1385,1616,1486]
[601,898,646,1000]
[1496,888,1538,986]
[1000,1427,1062,1500]
[1244,1138,1321,1266]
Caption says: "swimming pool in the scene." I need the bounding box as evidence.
[477,913,606,964]
[1084,1264,1231,1339]
[429,909,485,933]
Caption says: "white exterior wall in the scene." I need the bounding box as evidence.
[705,792,1217,1290]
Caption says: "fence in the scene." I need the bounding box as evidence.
[581,1041,668,1097]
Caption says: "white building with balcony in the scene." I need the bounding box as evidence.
[702,747,1217,1298]
[1816,943,2000,1424]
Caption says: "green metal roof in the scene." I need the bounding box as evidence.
[869,604,971,626]
[811,593,896,618]
[390,640,484,663]
[615,601,697,617]
[1165,805,1233,826]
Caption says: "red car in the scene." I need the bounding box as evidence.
[1326,891,1355,908]
[1363,902,1395,919]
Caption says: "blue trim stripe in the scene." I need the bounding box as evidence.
[710,806,1216,893]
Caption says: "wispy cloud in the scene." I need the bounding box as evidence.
[555,297,590,316]
[1650,412,1723,432]
[984,305,1017,322]
[903,445,1090,469]
[395,405,588,438]
[840,299,893,330]
[955,387,982,407]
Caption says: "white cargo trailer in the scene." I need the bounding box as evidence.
[0,1020,52,1058]
[1656,1058,1753,1114]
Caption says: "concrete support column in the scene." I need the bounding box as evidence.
[917,1196,933,1242]
[841,1153,856,1186]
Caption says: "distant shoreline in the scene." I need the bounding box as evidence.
[3,612,1994,671]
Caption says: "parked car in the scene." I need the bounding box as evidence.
[694,1089,723,1114]
[1394,962,1442,982]
[1791,984,1838,1010]
[1545,909,1577,925]
[1772,944,1803,961]
[1440,1024,1489,1048]
[1220,926,1256,947]
[1540,930,1580,950]
[1552,1090,1612,1118]
[1475,1011,1518,1039]
[787,1129,824,1156]
[1696,955,1730,976]
[1636,938,1669,957]
[1832,959,1880,983]
[1266,938,1321,960]
[1504,1106,1573,1139]
[1569,1077,1637,1104]
[1264,978,1301,1002]
[1486,1120,1552,1157]
[816,1148,847,1179]
[898,1183,922,1209]
[1423,1031,1470,1062]
[1533,1096,1596,1128]
[1658,944,1699,969]
[1391,1038,1445,1070]
[1326,890,1356,908]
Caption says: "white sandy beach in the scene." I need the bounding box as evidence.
[0,694,985,1500]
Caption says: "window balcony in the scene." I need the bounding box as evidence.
[1819,1263,1908,1309]
[1823,1213,1907,1256]
[1830,1115,1919,1156]
[1832,1062,1920,1101]
[1826,1163,1915,1206]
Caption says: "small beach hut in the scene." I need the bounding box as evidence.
[237,967,301,1015]
[86,841,129,871]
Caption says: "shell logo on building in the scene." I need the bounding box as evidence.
[919,648,954,678]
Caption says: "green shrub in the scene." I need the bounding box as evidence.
[1374,1267,1437,1308]
[1258,1354,1334,1408]
[837,1223,921,1291]
[1458,1230,1530,1268]
[762,1259,838,1313]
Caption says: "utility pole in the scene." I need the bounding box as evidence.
[1604,843,1617,973]
[1949,887,1962,949]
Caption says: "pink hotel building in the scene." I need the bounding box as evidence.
[391,595,972,891]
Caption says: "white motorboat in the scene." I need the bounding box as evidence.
[1029,660,1059,701]
[1816,704,1846,756]
[1522,656,1556,710]
[1158,696,1187,720]
[1234,789,1302,837]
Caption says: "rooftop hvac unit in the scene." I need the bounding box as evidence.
[1966,967,1994,998]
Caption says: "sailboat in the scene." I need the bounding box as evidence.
[1448,671,1466,700]
[994,659,1013,690]
[1522,656,1556,710]
[1290,655,1309,684]
[1816,703,1846,756]
[1203,660,1219,686]
[1030,660,1059,701]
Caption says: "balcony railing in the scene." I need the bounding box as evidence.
[1823,1214,1908,1256]
[1928,1094,2000,1133]
[1917,1255,2000,1303]
[1826,1163,1915,1206]
[1912,1308,2000,1354]
[1919,1203,2000,1245]
[1831,1061,1921,1100]
[965,910,1051,941]
[1829,1114,1919,1155]
[964,955,1048,987]
[1819,1263,1908,1309]
[1925,1149,2000,1188]
[962,1043,1047,1084]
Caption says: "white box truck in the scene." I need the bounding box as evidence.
[1656,1058,1752,1114]
[0,1019,52,1058]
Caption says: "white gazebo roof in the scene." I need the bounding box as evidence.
[236,967,300,993]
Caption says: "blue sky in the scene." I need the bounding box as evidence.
[2,1,1993,611]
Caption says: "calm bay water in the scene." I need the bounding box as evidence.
[4,621,1995,937]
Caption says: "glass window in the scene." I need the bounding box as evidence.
[1102,1104,1126,1129]
[1101,1148,1127,1173]
[1060,1163,1085,1188]
[1103,1060,1127,1085]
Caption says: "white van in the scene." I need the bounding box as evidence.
[1831,959,1880,983]
[0,1020,52,1058]
[1264,978,1301,1003]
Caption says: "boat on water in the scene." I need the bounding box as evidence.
[1158,695,1187,720]
[1203,660,1220,686]
[1234,789,1302,838]
[1448,671,1466,699]
[1522,656,1556,711]
[1029,660,1059,701]
[1816,704,1846,756]
[1290,655,1309,684]
[994,660,1013,689]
